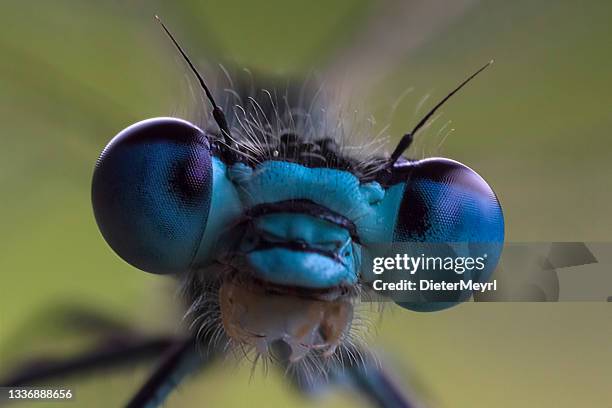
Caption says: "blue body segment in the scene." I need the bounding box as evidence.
[226,160,382,220]
[247,247,357,288]
[196,160,378,287]
[190,157,243,266]
[243,213,359,288]
[191,158,393,268]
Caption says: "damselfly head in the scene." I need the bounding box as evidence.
[91,17,504,372]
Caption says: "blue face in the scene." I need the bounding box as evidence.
[92,117,504,311]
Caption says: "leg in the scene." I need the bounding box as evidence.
[125,337,214,408]
[2,335,178,387]
[345,360,420,408]
[3,306,217,408]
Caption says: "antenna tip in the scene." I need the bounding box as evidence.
[489,59,495,65]
[154,14,160,21]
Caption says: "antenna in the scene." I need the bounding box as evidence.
[154,15,232,143]
[388,60,493,165]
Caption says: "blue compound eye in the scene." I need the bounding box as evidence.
[394,158,504,243]
[390,158,504,311]
[92,117,213,274]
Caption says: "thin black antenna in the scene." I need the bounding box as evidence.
[388,60,493,165]
[154,15,232,143]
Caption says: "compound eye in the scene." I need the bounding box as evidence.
[391,158,504,311]
[394,158,503,243]
[92,118,213,274]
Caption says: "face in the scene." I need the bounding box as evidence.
[218,159,386,290]
[91,116,504,364]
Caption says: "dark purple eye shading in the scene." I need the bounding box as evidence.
[92,117,213,274]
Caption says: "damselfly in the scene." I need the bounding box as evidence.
[2,9,504,408]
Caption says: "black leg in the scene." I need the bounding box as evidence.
[125,337,214,408]
[347,362,419,408]
[1,335,178,387]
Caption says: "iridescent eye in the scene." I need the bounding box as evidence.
[92,117,213,274]
[393,158,503,243]
[390,158,504,311]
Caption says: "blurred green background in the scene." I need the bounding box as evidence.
[1,0,610,407]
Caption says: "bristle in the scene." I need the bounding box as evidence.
[181,66,398,180]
